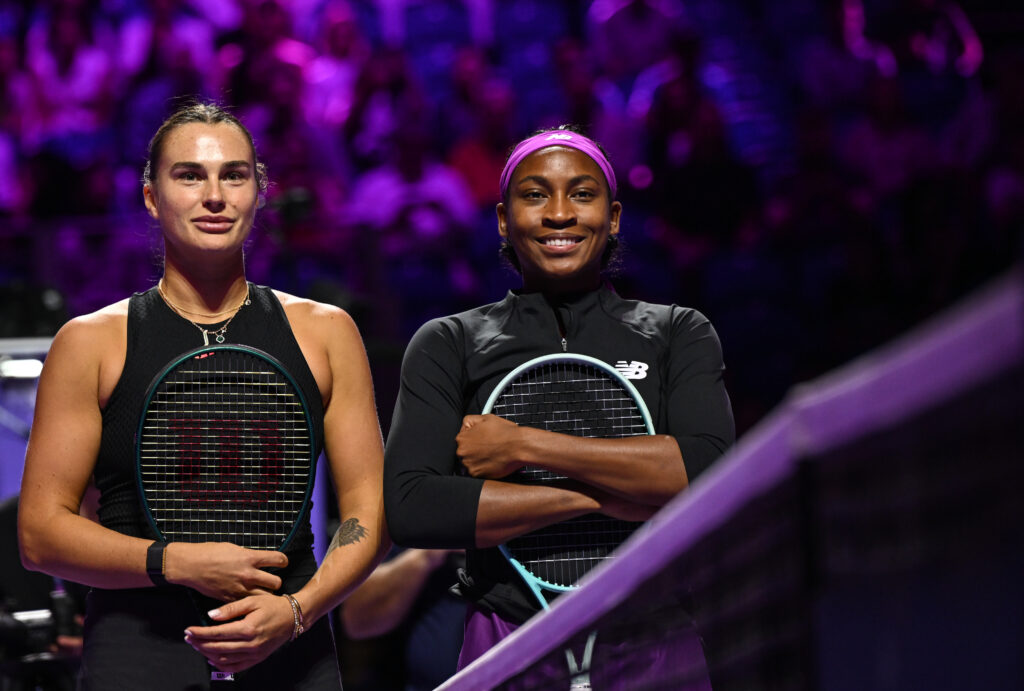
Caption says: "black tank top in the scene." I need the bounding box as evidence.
[94,284,325,557]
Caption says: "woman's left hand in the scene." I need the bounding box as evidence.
[184,592,296,674]
[456,414,525,479]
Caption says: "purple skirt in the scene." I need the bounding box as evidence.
[457,605,713,689]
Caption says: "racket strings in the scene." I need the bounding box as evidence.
[490,360,648,587]
[139,350,312,550]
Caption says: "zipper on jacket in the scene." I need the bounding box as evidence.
[552,304,569,352]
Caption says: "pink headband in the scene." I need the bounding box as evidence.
[499,131,617,199]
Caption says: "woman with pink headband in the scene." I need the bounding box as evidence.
[383,125,734,683]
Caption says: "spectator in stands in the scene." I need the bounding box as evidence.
[586,0,688,86]
[113,0,217,97]
[980,50,1024,267]
[224,0,297,108]
[341,548,465,691]
[305,1,370,132]
[444,46,517,207]
[23,2,115,143]
[842,0,982,78]
[838,74,933,205]
[23,1,116,215]
[239,39,334,216]
[0,30,34,140]
[343,46,428,173]
[842,0,982,125]
[583,0,692,175]
[346,118,479,338]
[446,77,516,208]
[0,33,34,216]
[645,40,758,266]
[113,0,210,196]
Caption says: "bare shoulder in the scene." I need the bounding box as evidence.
[272,291,368,402]
[273,290,361,341]
[41,299,130,403]
[49,299,129,360]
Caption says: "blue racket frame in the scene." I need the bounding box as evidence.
[483,353,655,609]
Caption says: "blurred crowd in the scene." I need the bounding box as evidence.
[0,0,1022,437]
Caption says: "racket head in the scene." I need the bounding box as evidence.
[483,353,654,600]
[135,344,316,552]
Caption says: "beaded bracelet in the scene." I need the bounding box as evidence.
[283,593,305,641]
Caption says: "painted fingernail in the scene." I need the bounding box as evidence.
[208,608,221,618]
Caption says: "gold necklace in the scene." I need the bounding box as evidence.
[157,281,251,346]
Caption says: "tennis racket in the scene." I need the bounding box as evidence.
[483,353,655,688]
[135,344,316,681]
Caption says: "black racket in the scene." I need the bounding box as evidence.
[135,345,316,681]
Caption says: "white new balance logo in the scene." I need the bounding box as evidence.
[545,133,574,141]
[614,360,648,380]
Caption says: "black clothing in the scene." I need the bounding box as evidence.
[376,547,465,691]
[94,284,323,559]
[81,569,340,691]
[82,284,339,689]
[384,286,734,622]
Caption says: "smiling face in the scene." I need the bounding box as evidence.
[497,146,621,293]
[143,122,258,263]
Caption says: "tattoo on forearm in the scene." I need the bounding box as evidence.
[327,518,368,554]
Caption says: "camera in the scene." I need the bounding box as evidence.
[0,608,55,659]
[0,589,81,690]
[0,588,79,659]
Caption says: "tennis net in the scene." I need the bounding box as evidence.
[440,267,1024,690]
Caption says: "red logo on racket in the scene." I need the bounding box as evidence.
[171,417,283,506]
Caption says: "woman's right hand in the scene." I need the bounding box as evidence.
[164,542,289,601]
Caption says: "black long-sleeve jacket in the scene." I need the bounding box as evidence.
[384,285,734,621]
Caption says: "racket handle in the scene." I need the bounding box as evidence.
[186,591,236,682]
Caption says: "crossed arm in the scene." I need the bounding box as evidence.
[387,404,676,551]
[384,314,734,551]
[457,418,685,546]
